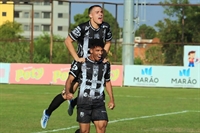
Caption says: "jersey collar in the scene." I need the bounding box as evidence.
[89,21,100,31]
[87,57,98,64]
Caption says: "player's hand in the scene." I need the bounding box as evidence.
[65,93,74,100]
[76,57,85,63]
[103,58,108,63]
[108,101,115,110]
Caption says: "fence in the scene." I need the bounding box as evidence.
[1,0,200,65]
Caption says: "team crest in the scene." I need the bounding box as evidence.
[80,112,84,117]
[94,33,100,39]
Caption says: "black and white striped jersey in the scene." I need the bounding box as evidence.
[69,57,111,106]
[69,21,112,58]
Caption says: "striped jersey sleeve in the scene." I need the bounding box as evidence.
[69,61,81,78]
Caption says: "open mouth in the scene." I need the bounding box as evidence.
[97,55,102,59]
[98,17,102,20]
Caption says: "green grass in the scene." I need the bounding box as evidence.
[0,84,200,133]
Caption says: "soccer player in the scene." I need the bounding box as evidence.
[40,5,112,129]
[65,39,115,133]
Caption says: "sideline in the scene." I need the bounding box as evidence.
[33,110,200,133]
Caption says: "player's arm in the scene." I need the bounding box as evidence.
[105,81,115,110]
[100,41,110,62]
[102,23,112,61]
[104,41,111,53]
[65,25,85,62]
[65,61,81,99]
[104,23,112,53]
[104,62,115,110]
[64,74,75,100]
[65,36,80,62]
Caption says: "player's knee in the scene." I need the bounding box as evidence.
[96,121,107,131]
[80,128,89,133]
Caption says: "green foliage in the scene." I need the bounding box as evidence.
[0,41,30,63]
[145,46,164,65]
[52,41,72,64]
[33,33,51,63]
[156,0,200,65]
[33,33,72,64]
[70,8,120,39]
[107,44,122,63]
[161,0,189,18]
[135,24,157,39]
[155,19,183,65]
[0,21,30,63]
[134,57,143,65]
[0,21,23,39]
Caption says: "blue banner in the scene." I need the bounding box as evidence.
[0,63,10,83]
[124,65,200,88]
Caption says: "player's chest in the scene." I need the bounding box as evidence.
[82,64,105,77]
[85,29,105,40]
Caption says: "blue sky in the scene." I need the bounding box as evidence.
[70,0,200,29]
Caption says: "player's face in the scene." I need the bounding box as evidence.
[89,7,103,25]
[90,46,103,61]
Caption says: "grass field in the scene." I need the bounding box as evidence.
[0,84,200,133]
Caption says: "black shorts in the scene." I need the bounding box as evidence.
[77,104,108,123]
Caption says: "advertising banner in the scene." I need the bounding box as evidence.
[9,64,123,86]
[184,45,200,68]
[166,67,199,88]
[124,65,168,87]
[124,65,200,88]
[111,65,123,86]
[0,63,10,83]
[9,64,71,85]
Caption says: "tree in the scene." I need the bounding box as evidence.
[145,46,164,65]
[33,33,77,64]
[33,33,71,63]
[155,0,200,65]
[0,21,23,39]
[0,21,30,63]
[70,8,120,40]
[135,24,157,39]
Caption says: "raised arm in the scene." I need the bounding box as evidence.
[65,36,79,61]
[104,41,111,53]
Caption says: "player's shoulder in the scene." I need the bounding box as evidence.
[104,61,111,66]
[101,21,111,28]
[78,21,90,29]
[72,60,82,67]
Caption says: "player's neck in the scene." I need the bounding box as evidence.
[88,56,98,62]
[89,56,95,61]
[90,20,99,29]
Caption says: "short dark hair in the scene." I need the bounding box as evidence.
[90,39,104,49]
[188,51,195,55]
[88,5,102,14]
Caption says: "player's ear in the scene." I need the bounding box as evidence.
[89,13,92,19]
[90,48,93,54]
